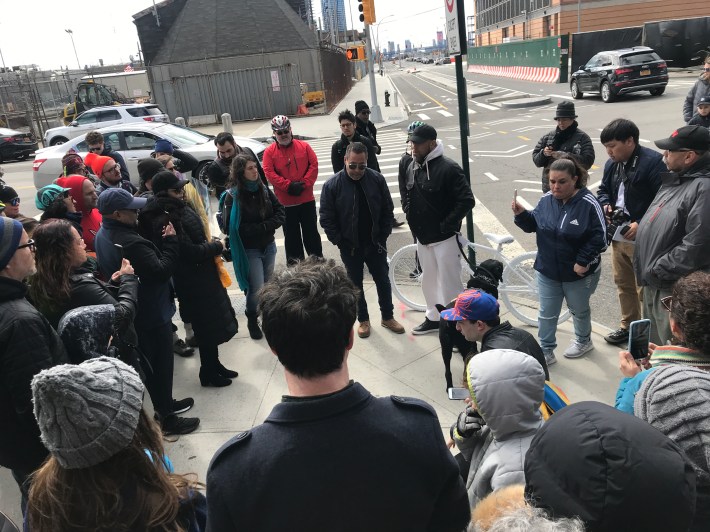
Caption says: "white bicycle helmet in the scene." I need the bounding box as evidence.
[271,115,291,131]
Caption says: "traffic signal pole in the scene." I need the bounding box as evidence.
[364,25,383,123]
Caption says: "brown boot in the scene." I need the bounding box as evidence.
[381,318,405,334]
[358,321,371,338]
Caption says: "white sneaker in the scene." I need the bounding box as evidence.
[543,349,557,366]
[563,340,594,359]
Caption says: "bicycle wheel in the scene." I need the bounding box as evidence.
[500,252,571,326]
[389,244,426,312]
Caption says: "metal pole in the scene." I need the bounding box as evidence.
[364,25,382,123]
[453,0,474,247]
[65,29,81,70]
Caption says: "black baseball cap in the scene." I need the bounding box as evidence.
[408,124,437,144]
[151,171,188,194]
[654,125,710,152]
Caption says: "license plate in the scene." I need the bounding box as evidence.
[640,69,650,76]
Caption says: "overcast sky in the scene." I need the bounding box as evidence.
[1,0,455,71]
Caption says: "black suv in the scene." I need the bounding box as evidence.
[570,47,668,103]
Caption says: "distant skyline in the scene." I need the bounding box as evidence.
[2,0,454,71]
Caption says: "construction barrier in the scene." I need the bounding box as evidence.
[467,65,559,83]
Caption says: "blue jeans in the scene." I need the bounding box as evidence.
[245,242,277,314]
[537,268,601,351]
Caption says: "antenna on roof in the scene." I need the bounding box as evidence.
[152,0,161,27]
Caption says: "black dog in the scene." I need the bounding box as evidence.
[438,259,504,391]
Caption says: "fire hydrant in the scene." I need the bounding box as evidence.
[384,91,391,107]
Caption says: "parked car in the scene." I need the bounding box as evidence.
[43,103,169,146]
[0,128,38,163]
[570,47,668,103]
[33,122,265,189]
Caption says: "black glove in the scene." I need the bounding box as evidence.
[287,181,306,196]
[455,406,485,439]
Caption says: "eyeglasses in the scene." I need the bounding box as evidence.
[360,110,371,115]
[274,129,290,136]
[661,295,673,312]
[104,163,121,174]
[667,148,694,153]
[17,239,35,252]
[8,197,20,206]
[88,146,103,153]
[704,67,710,72]
[348,163,367,170]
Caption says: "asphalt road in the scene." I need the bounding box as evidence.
[3,64,696,332]
[383,62,697,331]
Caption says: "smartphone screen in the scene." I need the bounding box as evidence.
[447,387,470,400]
[628,319,651,360]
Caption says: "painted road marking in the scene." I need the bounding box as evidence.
[417,113,431,120]
[438,110,454,117]
[484,172,499,181]
[473,102,500,111]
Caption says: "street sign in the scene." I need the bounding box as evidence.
[444,0,461,56]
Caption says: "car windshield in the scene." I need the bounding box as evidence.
[157,124,211,147]
[621,52,660,65]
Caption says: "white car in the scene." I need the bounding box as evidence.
[33,122,265,189]
[43,104,169,146]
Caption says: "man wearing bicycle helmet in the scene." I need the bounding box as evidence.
[400,123,474,335]
[263,115,322,264]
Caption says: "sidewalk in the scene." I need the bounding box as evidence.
[194,69,408,141]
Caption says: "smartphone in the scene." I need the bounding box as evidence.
[448,387,470,400]
[114,243,124,258]
[628,319,651,360]
[514,188,518,200]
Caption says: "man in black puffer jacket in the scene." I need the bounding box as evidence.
[400,124,474,336]
[0,219,67,513]
[320,142,404,339]
[532,101,595,192]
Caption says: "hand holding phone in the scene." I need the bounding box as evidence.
[628,319,651,360]
[448,387,470,400]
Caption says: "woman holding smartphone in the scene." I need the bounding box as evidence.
[512,155,606,366]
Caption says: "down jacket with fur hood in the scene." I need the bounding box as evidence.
[451,349,545,508]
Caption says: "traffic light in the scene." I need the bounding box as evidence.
[357,0,376,25]
[345,46,366,61]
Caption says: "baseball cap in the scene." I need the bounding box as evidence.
[654,125,710,151]
[440,289,499,322]
[97,188,147,215]
[408,124,437,144]
[698,97,710,106]
[35,184,71,210]
[151,171,187,194]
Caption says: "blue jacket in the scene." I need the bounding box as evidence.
[597,145,665,223]
[319,168,394,251]
[515,187,606,282]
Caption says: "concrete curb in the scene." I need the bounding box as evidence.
[500,96,552,108]
[470,89,493,98]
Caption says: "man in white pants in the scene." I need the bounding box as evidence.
[400,124,474,334]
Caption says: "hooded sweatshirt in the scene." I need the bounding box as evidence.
[452,349,545,508]
[635,365,710,532]
[525,401,697,532]
[56,175,101,252]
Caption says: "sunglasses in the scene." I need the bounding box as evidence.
[348,163,367,170]
[88,146,103,153]
[17,239,35,252]
[8,197,20,206]
[360,110,371,115]
[661,295,673,312]
[704,67,710,72]
[274,129,290,136]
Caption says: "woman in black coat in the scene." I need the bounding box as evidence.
[138,171,238,387]
[29,219,141,370]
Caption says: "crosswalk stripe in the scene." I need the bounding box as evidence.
[438,110,454,117]
[417,113,431,120]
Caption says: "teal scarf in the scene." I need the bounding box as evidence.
[227,187,250,292]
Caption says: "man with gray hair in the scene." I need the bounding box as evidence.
[0,218,68,512]
[206,257,470,531]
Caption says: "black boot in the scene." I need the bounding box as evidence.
[216,360,238,379]
[199,368,232,387]
[246,311,263,340]
[198,342,231,387]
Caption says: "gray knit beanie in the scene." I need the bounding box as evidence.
[635,365,710,487]
[0,217,23,270]
[31,356,144,469]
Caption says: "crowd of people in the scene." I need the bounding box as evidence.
[0,71,709,530]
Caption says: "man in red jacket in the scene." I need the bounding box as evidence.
[262,115,322,264]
